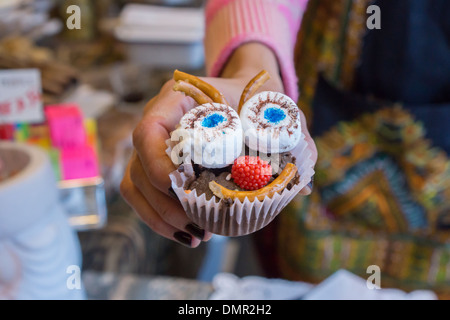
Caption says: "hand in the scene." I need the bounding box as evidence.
[120,44,317,248]
[120,75,265,248]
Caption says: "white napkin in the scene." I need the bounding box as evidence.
[303,269,437,300]
[210,270,438,300]
[209,273,313,300]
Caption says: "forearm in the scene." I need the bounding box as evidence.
[204,0,308,101]
[220,42,284,94]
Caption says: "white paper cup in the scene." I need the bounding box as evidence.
[167,133,315,236]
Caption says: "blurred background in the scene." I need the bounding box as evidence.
[0,0,263,300]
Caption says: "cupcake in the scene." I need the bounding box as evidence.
[167,70,315,236]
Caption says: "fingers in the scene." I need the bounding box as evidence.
[121,167,197,248]
[121,157,212,248]
[132,118,176,194]
[126,73,317,251]
[125,80,217,246]
[132,81,198,194]
[299,174,314,196]
[298,108,318,161]
[297,107,317,196]
[129,153,212,239]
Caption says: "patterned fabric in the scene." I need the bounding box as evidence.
[255,0,450,297]
[294,0,372,123]
[278,107,450,294]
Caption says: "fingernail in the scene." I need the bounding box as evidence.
[307,175,314,192]
[174,231,192,247]
[168,187,179,201]
[186,223,205,241]
[70,77,79,85]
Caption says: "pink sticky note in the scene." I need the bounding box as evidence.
[45,104,86,149]
[61,145,99,180]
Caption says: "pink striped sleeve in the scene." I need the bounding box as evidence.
[204,0,308,102]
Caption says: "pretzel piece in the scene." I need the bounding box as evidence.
[237,70,271,114]
[174,70,228,105]
[209,163,298,202]
[173,80,214,105]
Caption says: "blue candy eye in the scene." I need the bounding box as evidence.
[202,113,226,128]
[264,107,286,124]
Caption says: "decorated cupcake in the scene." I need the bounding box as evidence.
[167,70,315,236]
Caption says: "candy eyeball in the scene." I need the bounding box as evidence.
[240,91,302,154]
[171,103,243,169]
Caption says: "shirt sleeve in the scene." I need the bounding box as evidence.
[204,0,309,102]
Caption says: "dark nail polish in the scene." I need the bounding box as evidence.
[168,187,179,201]
[186,223,205,241]
[70,77,79,85]
[174,231,192,247]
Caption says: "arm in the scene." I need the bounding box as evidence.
[204,0,309,102]
[120,0,315,248]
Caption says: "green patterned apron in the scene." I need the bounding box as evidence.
[255,0,450,297]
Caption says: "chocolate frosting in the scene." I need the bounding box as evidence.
[186,151,299,201]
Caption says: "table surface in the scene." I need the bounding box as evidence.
[82,271,214,300]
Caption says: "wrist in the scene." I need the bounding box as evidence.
[220,42,285,93]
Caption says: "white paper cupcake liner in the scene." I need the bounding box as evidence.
[166,134,315,237]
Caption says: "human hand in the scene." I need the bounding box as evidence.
[120,75,266,248]
[120,45,317,248]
